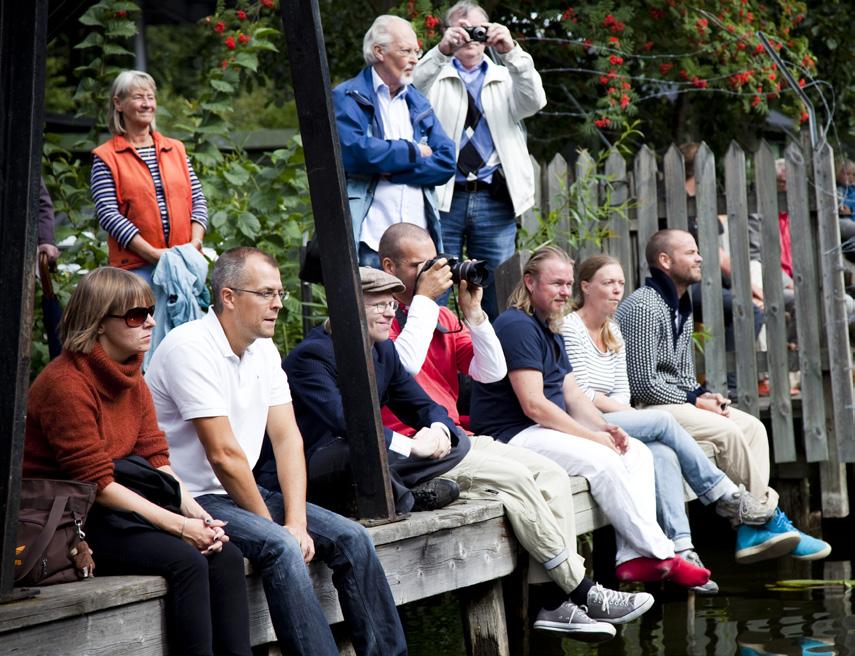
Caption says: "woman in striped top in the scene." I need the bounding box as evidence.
[563,255,774,595]
[91,70,208,283]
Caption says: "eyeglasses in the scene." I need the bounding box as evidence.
[230,288,286,302]
[395,47,423,59]
[366,300,399,314]
[106,305,155,327]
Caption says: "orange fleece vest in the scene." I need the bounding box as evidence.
[93,131,193,270]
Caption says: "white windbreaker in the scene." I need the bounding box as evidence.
[413,44,547,217]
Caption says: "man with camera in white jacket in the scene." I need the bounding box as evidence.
[413,0,546,320]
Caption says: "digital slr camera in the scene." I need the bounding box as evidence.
[421,255,489,287]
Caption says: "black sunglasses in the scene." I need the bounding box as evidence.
[106,305,155,327]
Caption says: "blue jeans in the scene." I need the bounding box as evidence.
[440,189,517,320]
[604,409,734,552]
[197,487,406,656]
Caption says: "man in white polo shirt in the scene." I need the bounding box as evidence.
[145,247,406,656]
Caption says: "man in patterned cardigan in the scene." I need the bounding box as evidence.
[615,229,829,562]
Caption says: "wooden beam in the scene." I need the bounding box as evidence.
[663,144,688,231]
[278,0,395,520]
[459,580,511,656]
[0,0,48,599]
[604,149,632,290]
[633,145,659,284]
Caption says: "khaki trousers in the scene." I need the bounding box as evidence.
[442,435,587,594]
[656,404,779,511]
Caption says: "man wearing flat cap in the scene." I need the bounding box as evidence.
[255,266,653,640]
[256,266,467,514]
[147,248,406,656]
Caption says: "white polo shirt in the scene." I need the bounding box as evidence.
[146,309,291,497]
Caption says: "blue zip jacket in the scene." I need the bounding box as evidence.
[333,66,456,249]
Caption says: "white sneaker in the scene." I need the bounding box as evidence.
[533,601,616,642]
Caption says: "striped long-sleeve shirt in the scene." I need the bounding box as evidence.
[561,311,631,405]
[91,146,207,248]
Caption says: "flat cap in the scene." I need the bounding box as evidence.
[359,266,405,294]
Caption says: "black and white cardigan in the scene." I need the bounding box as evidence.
[614,268,707,406]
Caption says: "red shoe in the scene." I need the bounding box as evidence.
[665,554,711,587]
[615,557,674,582]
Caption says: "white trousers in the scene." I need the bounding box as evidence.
[509,425,675,565]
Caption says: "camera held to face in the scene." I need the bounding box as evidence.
[463,25,488,42]
[421,255,489,288]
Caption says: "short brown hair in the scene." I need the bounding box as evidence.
[211,247,279,313]
[61,267,155,353]
[645,229,684,269]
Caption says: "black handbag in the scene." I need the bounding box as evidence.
[15,478,97,586]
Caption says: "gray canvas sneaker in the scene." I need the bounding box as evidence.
[681,550,720,594]
[585,583,655,624]
[715,484,774,525]
[533,601,616,642]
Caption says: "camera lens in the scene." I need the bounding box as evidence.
[452,260,488,287]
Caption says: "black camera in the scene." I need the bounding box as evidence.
[463,25,488,42]
[421,255,489,287]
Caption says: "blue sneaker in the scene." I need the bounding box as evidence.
[772,511,833,560]
[735,509,801,564]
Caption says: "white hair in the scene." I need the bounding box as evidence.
[363,15,412,65]
[444,1,489,28]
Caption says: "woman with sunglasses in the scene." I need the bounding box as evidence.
[23,267,251,656]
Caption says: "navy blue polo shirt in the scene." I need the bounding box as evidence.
[470,308,572,443]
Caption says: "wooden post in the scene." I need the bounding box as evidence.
[813,141,855,464]
[0,0,48,600]
[495,250,529,313]
[604,149,632,289]
[545,153,569,254]
[459,580,511,656]
[754,141,796,463]
[278,0,395,520]
[785,142,828,462]
[694,143,727,394]
[724,141,759,415]
[519,156,541,240]
[575,150,598,261]
[663,144,688,231]
[633,145,659,284]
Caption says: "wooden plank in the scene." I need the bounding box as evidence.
[575,150,599,261]
[1,600,168,656]
[494,250,529,314]
[502,559,529,656]
[820,378,849,517]
[813,141,855,463]
[459,580,510,656]
[785,141,828,461]
[724,141,759,415]
[633,145,659,284]
[0,576,166,633]
[279,0,395,519]
[519,156,541,239]
[663,144,689,231]
[694,143,727,394]
[754,141,796,462]
[604,149,633,289]
[545,153,570,253]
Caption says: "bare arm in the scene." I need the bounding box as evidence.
[191,416,272,520]
[267,402,315,562]
[592,392,633,414]
[508,369,616,451]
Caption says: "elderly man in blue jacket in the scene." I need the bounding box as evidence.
[334,14,456,268]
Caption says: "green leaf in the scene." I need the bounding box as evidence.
[74,33,104,50]
[223,163,250,186]
[79,7,104,26]
[201,100,235,114]
[234,52,258,72]
[211,210,229,230]
[102,44,134,57]
[252,40,279,53]
[237,211,261,238]
[210,79,235,93]
[105,20,138,39]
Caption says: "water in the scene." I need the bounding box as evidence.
[401,511,855,655]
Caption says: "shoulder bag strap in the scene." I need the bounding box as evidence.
[15,495,68,582]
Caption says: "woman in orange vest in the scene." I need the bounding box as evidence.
[91,70,208,284]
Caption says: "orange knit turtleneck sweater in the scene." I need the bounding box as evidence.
[24,342,170,490]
